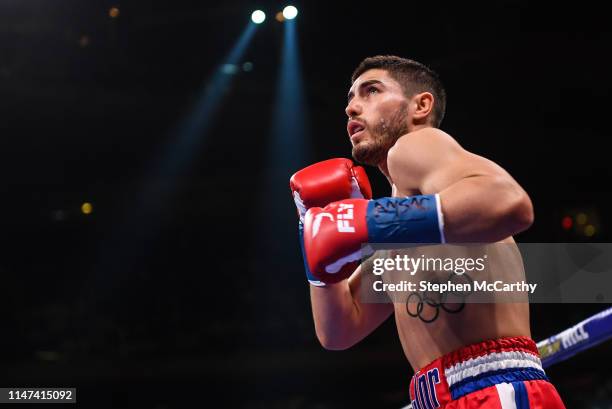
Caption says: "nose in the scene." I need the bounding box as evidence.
[345,98,362,118]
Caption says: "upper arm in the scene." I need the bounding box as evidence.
[387,128,534,241]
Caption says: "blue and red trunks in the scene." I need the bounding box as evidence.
[409,337,566,409]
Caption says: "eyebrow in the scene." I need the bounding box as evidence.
[347,79,384,102]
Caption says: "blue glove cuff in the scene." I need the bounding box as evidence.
[298,221,326,286]
[366,194,446,244]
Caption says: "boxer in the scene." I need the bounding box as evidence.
[290,55,566,408]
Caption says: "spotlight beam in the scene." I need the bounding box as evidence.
[250,17,311,287]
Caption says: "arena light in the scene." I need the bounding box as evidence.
[584,224,596,237]
[251,10,266,24]
[561,216,573,230]
[282,5,298,20]
[221,64,239,75]
[81,202,93,215]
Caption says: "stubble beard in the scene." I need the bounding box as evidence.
[352,101,410,166]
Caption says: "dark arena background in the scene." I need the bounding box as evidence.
[1,1,611,408]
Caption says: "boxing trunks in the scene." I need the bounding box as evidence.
[409,337,566,409]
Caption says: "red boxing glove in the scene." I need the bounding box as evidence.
[290,158,372,223]
[290,158,372,286]
[303,199,370,283]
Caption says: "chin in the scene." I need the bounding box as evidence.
[352,142,383,166]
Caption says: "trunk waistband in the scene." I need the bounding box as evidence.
[409,337,548,408]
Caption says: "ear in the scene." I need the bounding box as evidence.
[411,92,435,124]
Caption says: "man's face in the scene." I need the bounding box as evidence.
[346,69,410,166]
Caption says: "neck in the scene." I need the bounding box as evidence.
[377,157,393,186]
[377,123,433,186]
[408,122,431,133]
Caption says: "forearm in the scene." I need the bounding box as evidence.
[310,281,360,350]
[309,263,393,350]
[439,175,534,243]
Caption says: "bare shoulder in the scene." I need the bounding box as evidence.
[387,128,466,189]
[388,128,463,163]
[387,127,519,194]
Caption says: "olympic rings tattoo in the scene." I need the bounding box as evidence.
[405,272,474,323]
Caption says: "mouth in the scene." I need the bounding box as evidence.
[350,129,365,143]
[347,120,366,141]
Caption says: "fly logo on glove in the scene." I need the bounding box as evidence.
[336,203,355,233]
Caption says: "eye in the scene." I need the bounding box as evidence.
[367,86,379,95]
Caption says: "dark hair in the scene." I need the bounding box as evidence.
[351,55,447,128]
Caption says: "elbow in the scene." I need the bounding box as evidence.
[319,339,350,351]
[518,194,535,231]
[316,331,352,351]
[489,175,534,235]
[506,189,534,235]
[314,324,357,351]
